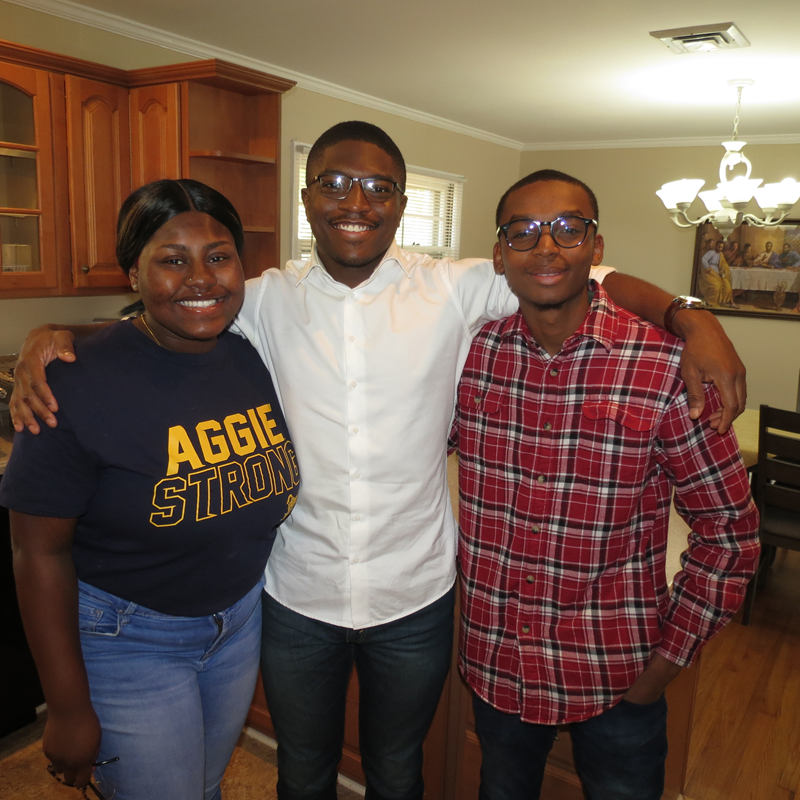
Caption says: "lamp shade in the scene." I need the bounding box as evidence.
[656,179,705,209]
[720,175,761,205]
[765,178,800,207]
[699,189,724,212]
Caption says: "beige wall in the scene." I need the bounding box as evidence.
[520,145,800,410]
[0,0,795,411]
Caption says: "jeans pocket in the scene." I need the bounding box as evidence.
[78,595,122,636]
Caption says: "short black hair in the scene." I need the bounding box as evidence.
[305,121,406,190]
[495,169,599,227]
[116,179,244,275]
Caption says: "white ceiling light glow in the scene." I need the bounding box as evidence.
[656,80,800,239]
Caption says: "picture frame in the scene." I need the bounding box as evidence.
[690,219,800,320]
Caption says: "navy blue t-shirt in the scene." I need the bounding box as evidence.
[0,321,299,616]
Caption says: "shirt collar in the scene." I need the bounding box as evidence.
[499,280,620,355]
[293,241,412,286]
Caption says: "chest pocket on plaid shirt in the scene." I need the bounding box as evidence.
[457,382,509,462]
[577,399,659,485]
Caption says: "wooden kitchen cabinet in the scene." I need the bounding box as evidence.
[0,38,295,299]
[65,75,131,289]
[0,61,59,292]
[127,63,291,280]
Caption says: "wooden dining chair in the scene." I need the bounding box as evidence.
[741,405,800,625]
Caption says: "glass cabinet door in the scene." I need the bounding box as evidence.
[0,63,57,290]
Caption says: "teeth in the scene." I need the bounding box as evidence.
[179,298,221,308]
[335,223,372,232]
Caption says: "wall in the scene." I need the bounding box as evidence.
[1,0,795,411]
[520,145,800,410]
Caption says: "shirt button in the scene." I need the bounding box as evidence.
[549,368,558,377]
[354,471,361,479]
[543,421,552,431]
[474,396,482,406]
[350,381,357,388]
[531,524,540,534]
[353,557,360,564]
[349,335,355,342]
[352,427,359,434]
[522,625,530,634]
[354,514,362,521]
[537,475,545,484]
[526,575,534,583]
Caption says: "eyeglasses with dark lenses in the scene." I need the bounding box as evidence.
[47,760,118,800]
[496,216,597,251]
[309,173,403,202]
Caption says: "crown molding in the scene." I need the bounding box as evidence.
[521,133,800,152]
[6,0,800,154]
[2,0,524,151]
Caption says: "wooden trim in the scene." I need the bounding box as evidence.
[189,150,276,164]
[0,39,127,85]
[0,141,38,153]
[0,38,296,97]
[127,60,295,94]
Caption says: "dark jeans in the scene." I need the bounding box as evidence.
[260,588,455,800]
[473,693,668,800]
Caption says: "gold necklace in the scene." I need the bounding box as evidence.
[139,314,165,348]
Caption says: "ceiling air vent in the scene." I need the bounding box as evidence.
[649,23,750,54]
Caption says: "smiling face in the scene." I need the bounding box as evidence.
[127,211,244,353]
[301,140,407,287]
[493,180,603,337]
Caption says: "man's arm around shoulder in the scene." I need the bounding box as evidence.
[11,323,112,434]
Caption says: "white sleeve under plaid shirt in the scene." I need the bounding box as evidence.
[450,282,759,726]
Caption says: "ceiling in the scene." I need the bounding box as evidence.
[15,0,800,149]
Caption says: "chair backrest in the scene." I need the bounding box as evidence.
[757,405,800,517]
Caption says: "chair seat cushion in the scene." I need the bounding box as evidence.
[763,506,800,542]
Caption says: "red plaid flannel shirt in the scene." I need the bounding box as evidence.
[449,284,759,725]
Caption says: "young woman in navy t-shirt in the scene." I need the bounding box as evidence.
[1,180,298,800]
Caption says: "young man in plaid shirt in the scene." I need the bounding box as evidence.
[449,170,759,800]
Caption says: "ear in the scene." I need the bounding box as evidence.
[591,233,605,266]
[493,241,505,275]
[128,263,140,291]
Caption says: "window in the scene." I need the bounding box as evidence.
[291,141,464,262]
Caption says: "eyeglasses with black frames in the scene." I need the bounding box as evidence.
[47,758,118,800]
[308,173,404,202]
[496,216,597,251]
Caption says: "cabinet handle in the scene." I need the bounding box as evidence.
[81,264,90,274]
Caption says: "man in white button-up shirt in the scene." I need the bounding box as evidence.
[230,123,747,800]
[11,122,747,800]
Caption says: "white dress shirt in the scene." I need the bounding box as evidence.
[233,242,614,629]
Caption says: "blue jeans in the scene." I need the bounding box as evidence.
[260,587,455,800]
[78,578,263,800]
[473,693,668,800]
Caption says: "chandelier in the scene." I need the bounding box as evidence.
[656,80,800,239]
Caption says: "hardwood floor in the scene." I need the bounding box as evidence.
[684,548,800,800]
